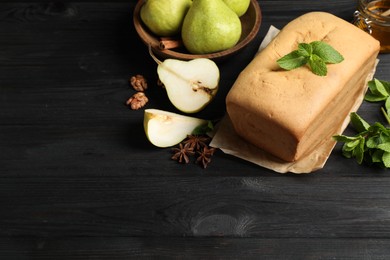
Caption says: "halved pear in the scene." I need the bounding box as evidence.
[144,108,208,147]
[149,46,220,113]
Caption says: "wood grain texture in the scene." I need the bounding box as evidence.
[2,176,390,237]
[2,237,390,259]
[1,0,390,258]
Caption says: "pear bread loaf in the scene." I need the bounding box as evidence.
[226,12,380,162]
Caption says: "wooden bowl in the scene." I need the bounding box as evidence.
[133,0,262,61]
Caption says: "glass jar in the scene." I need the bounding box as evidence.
[353,0,390,53]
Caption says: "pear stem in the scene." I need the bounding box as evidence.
[148,44,162,65]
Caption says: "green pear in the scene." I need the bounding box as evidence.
[149,46,219,113]
[223,0,250,17]
[140,0,192,37]
[181,0,242,54]
[144,109,208,147]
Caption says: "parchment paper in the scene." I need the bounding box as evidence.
[209,26,378,174]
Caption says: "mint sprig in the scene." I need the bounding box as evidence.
[333,112,390,168]
[277,41,344,76]
[192,120,214,135]
[364,78,390,125]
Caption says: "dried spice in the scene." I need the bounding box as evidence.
[171,134,217,168]
[196,146,216,169]
[159,37,183,50]
[130,74,148,92]
[183,134,210,151]
[126,92,148,110]
[171,143,195,164]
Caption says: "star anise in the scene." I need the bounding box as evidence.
[183,134,211,151]
[171,143,195,164]
[196,146,216,168]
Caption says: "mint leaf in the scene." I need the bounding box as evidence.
[372,150,383,163]
[365,93,388,102]
[308,54,327,76]
[277,41,344,76]
[366,135,381,148]
[311,41,344,64]
[350,112,370,132]
[192,121,214,135]
[383,152,390,168]
[386,97,390,112]
[365,79,389,102]
[333,113,390,169]
[377,143,390,153]
[364,79,390,125]
[297,43,312,57]
[375,79,390,96]
[385,98,390,125]
[372,79,389,97]
[277,50,309,70]
[381,130,390,143]
[355,137,365,164]
[333,135,358,143]
[383,80,390,93]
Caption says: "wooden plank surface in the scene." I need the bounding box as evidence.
[1,0,390,258]
[2,237,390,259]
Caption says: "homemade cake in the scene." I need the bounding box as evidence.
[226,12,380,162]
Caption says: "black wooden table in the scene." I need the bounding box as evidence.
[1,0,390,258]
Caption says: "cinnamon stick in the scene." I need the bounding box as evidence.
[159,37,183,50]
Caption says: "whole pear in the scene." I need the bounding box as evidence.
[181,0,242,54]
[223,0,250,17]
[140,0,192,37]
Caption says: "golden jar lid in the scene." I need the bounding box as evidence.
[353,0,390,53]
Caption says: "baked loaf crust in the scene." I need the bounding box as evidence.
[226,12,380,162]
